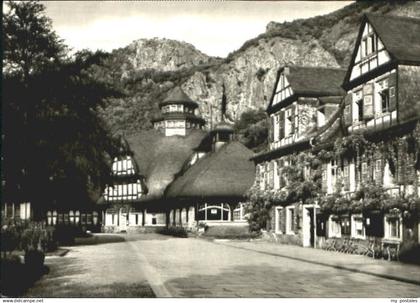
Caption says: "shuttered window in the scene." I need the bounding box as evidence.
[343,94,353,126]
[363,83,374,120]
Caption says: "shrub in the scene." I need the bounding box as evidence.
[1,225,20,255]
[203,225,256,240]
[157,226,188,238]
[1,256,26,296]
[399,241,420,265]
[52,224,86,245]
[24,249,45,276]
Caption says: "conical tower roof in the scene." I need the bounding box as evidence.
[159,86,199,109]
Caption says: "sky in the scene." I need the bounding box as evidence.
[40,1,352,58]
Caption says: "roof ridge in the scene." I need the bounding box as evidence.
[366,12,420,23]
[286,65,346,71]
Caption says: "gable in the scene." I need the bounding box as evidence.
[349,21,391,82]
[272,72,294,107]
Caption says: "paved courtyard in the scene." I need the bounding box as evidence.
[25,233,420,298]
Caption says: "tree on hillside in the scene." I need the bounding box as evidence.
[234,109,268,152]
[2,1,121,218]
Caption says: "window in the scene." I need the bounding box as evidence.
[378,78,390,113]
[275,206,284,234]
[93,212,98,225]
[351,215,365,239]
[361,162,368,181]
[286,206,295,234]
[47,211,52,225]
[75,211,80,224]
[329,216,341,238]
[357,99,364,122]
[384,215,402,240]
[317,107,326,127]
[233,203,244,221]
[52,211,58,225]
[341,216,351,236]
[360,28,377,59]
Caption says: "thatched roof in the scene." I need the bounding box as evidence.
[367,14,420,65]
[166,142,255,202]
[159,86,199,109]
[126,129,207,202]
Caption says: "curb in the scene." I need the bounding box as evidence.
[213,241,420,287]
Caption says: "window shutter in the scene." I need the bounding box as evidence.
[388,72,397,111]
[343,94,353,126]
[363,83,374,120]
[290,104,296,135]
[276,160,281,188]
[280,209,286,233]
[361,160,368,182]
[269,116,275,142]
[321,163,328,193]
[396,153,405,185]
[374,158,383,185]
[279,111,285,139]
[269,161,275,189]
[344,164,350,191]
[277,159,284,188]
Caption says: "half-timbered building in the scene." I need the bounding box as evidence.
[251,66,347,247]
[313,14,420,255]
[100,87,255,232]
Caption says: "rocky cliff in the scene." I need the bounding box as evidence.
[97,1,420,135]
[121,38,219,73]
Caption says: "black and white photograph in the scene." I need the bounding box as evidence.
[1,0,420,300]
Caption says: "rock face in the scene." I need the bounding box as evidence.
[182,38,339,126]
[99,1,420,134]
[123,38,216,72]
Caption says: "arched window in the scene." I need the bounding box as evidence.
[69,210,75,224]
[197,203,230,221]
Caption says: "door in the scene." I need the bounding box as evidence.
[302,207,315,247]
[119,213,128,231]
